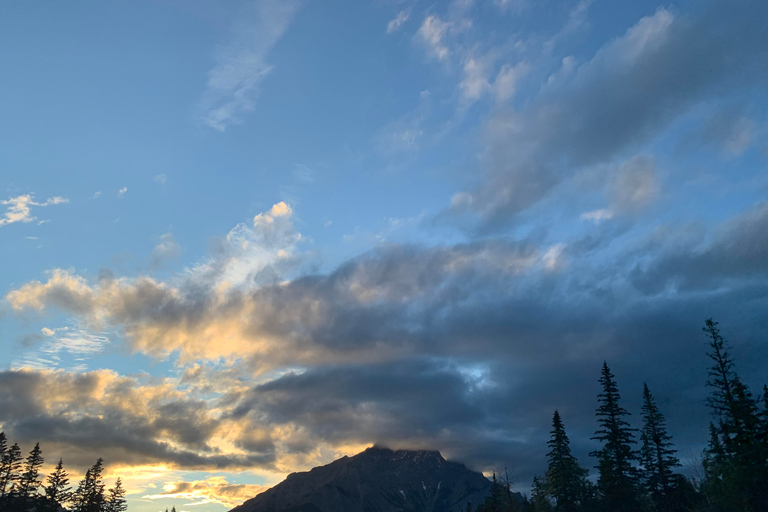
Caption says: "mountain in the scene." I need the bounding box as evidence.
[230,446,507,512]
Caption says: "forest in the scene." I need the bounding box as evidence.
[471,319,768,512]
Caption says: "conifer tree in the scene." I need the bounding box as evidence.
[590,362,639,512]
[0,433,6,465]
[545,410,587,512]
[44,458,72,511]
[639,384,680,511]
[73,458,106,512]
[701,319,768,511]
[105,477,127,512]
[530,475,553,512]
[0,442,23,497]
[18,442,44,498]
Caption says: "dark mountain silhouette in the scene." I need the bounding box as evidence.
[230,446,504,512]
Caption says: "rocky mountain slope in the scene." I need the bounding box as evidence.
[230,446,498,512]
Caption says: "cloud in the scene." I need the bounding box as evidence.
[417,15,452,61]
[630,201,768,294]
[0,195,69,227]
[143,476,266,508]
[118,187,128,198]
[150,233,181,270]
[197,0,301,131]
[580,155,659,223]
[154,174,168,185]
[4,193,767,492]
[449,0,768,229]
[387,9,410,34]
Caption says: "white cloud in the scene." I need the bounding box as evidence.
[387,9,410,34]
[494,61,529,102]
[459,57,492,100]
[417,15,452,61]
[197,0,301,131]
[154,174,167,184]
[580,208,614,223]
[0,194,69,227]
[151,233,181,269]
[118,187,128,198]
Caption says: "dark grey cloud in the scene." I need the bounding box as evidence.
[451,0,768,229]
[630,201,768,294]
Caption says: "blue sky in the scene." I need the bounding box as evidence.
[1,0,766,511]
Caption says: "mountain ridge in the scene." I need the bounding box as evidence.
[230,446,502,512]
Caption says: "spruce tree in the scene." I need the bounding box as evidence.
[18,442,44,498]
[0,433,6,465]
[545,410,587,512]
[639,384,680,511]
[701,319,767,511]
[105,477,127,512]
[73,458,106,512]
[44,458,72,511]
[590,362,639,512]
[0,442,23,497]
[530,475,553,512]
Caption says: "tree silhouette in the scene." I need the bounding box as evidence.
[105,478,127,512]
[529,475,553,512]
[545,410,588,512]
[44,458,72,511]
[701,319,768,511]
[17,442,44,498]
[0,442,23,497]
[590,362,639,512]
[639,384,680,511]
[73,458,106,512]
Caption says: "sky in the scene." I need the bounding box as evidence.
[0,0,766,510]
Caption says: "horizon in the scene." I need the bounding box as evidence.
[1,0,766,511]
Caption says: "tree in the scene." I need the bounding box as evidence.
[72,458,106,512]
[545,410,588,512]
[0,442,23,497]
[639,384,681,511]
[530,475,553,512]
[44,458,72,511]
[701,319,768,511]
[105,478,127,512]
[18,442,44,498]
[590,362,639,512]
[476,473,508,512]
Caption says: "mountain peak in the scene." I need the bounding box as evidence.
[231,447,496,512]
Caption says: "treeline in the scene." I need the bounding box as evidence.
[470,319,768,512]
[0,437,126,512]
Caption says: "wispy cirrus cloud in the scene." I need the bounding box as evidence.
[387,9,410,34]
[0,194,68,227]
[197,0,301,132]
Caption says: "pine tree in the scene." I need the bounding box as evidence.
[0,433,6,465]
[18,442,44,498]
[0,442,23,497]
[72,458,106,512]
[590,362,639,512]
[105,478,127,512]
[476,473,507,512]
[545,410,588,512]
[639,384,680,511]
[44,458,72,511]
[530,475,553,512]
[701,319,768,511]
